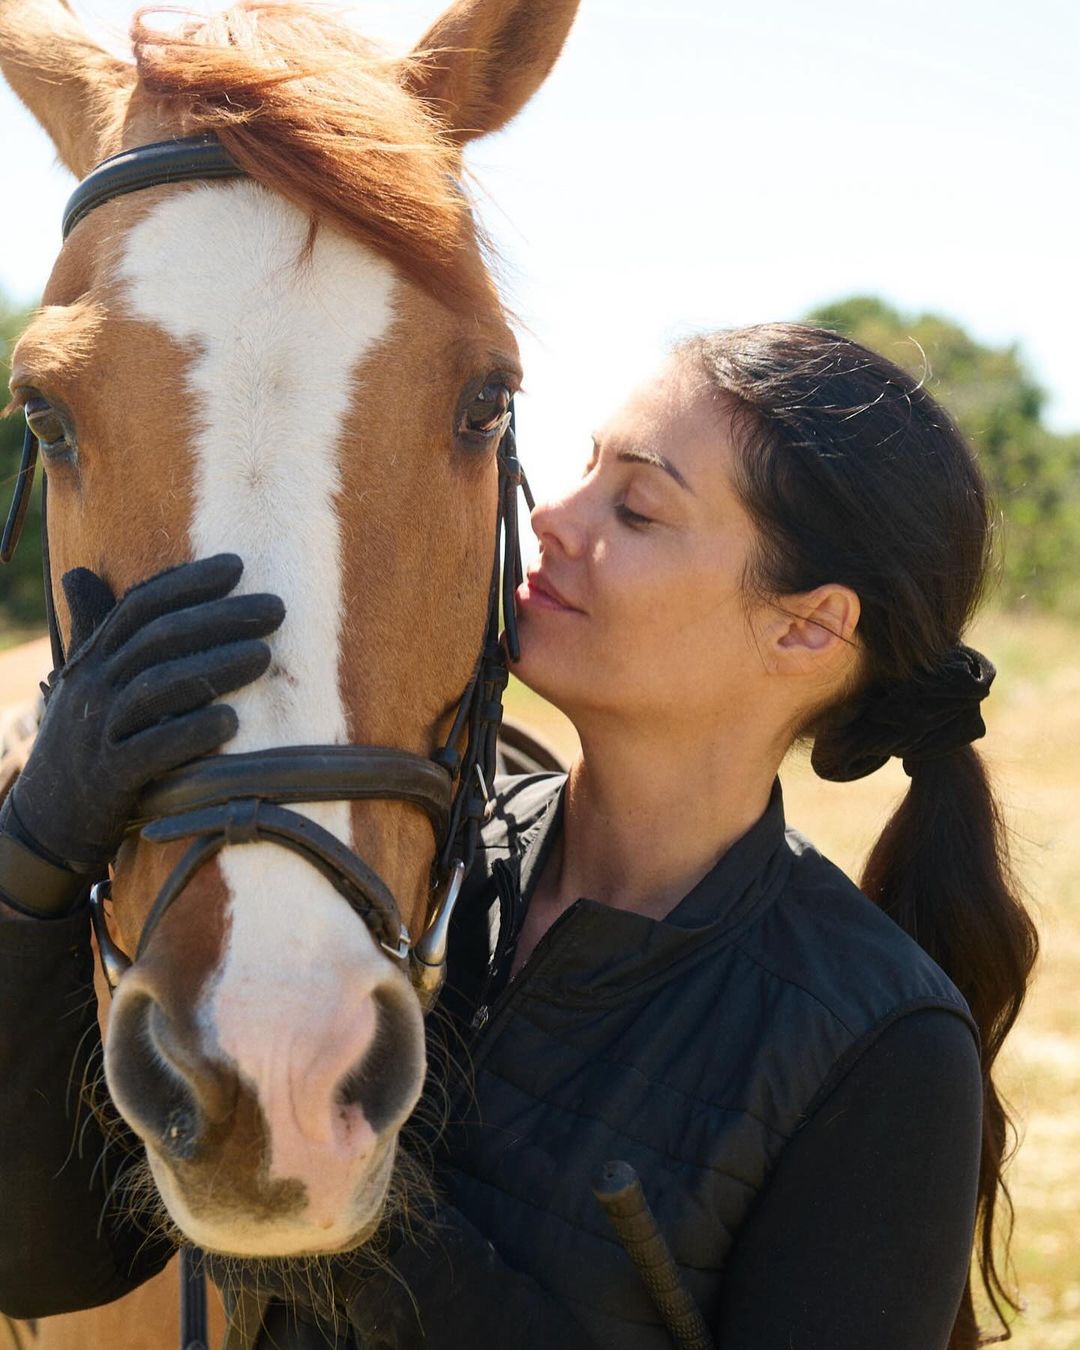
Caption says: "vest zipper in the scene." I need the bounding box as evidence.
[466,898,583,1073]
[468,856,519,1032]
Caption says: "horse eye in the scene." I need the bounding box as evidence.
[23,396,70,452]
[458,381,512,440]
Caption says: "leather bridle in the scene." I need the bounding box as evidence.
[1,133,534,1013]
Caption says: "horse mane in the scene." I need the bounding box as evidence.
[131,3,490,309]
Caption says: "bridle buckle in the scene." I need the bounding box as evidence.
[381,923,412,964]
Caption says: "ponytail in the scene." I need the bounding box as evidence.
[862,748,1038,1346]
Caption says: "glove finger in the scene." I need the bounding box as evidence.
[120,704,241,786]
[110,592,286,687]
[98,554,245,656]
[62,568,117,652]
[107,641,273,743]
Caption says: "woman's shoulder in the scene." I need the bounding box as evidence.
[734,823,975,1041]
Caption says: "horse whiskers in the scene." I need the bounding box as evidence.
[66,978,463,1333]
[72,1059,140,1179]
[65,1026,101,1114]
[59,986,100,1024]
[127,1224,176,1277]
[193,1135,440,1340]
[85,1126,135,1193]
[60,1021,114,1164]
[96,1153,144,1243]
[110,1167,178,1250]
[114,1168,183,1271]
[80,1054,138,1141]
[424,1005,481,1121]
[89,1139,176,1251]
[66,1086,100,1167]
[65,1070,135,1185]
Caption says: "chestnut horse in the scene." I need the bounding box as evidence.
[0,0,577,1342]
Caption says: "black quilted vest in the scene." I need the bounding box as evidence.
[430,775,974,1349]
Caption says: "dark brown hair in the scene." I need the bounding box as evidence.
[685,322,1038,1347]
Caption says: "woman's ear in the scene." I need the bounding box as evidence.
[768,584,861,671]
[402,0,580,145]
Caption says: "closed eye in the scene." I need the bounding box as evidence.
[616,503,654,527]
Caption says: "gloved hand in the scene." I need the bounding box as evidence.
[1,553,285,892]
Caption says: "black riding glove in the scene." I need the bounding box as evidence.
[0,553,285,915]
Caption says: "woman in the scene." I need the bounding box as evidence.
[0,324,1036,1349]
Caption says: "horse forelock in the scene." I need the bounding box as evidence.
[126,1,497,313]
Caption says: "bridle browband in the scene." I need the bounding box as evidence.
[2,134,534,1012]
[62,133,245,239]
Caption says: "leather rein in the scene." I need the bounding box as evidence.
[1,134,534,1013]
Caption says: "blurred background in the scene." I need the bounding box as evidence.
[1,0,1078,1344]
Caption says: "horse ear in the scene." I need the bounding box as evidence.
[403,0,580,144]
[0,0,134,176]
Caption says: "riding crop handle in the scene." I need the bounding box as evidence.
[592,1161,715,1350]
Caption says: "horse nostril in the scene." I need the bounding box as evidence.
[162,1103,202,1163]
[335,990,425,1134]
[107,991,209,1163]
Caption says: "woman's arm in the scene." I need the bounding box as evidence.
[0,906,173,1317]
[713,1008,982,1350]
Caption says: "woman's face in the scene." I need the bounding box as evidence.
[514,356,777,731]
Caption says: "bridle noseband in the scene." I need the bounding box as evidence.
[2,135,534,1012]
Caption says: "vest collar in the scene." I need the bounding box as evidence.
[506,778,792,1004]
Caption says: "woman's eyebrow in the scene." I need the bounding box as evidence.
[616,443,695,494]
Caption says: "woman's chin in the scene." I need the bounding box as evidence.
[511,641,577,713]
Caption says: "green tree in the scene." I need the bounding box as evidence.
[0,293,45,641]
[804,296,1080,611]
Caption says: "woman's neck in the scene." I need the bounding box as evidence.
[548,714,783,920]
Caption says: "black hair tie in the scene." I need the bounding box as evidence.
[811,644,996,783]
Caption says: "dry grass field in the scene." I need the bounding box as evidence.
[0,609,1076,1346]
[506,608,1080,1350]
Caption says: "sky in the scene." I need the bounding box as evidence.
[1,0,1077,514]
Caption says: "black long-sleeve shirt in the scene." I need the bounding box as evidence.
[0,776,982,1348]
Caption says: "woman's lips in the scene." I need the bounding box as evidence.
[517,571,583,614]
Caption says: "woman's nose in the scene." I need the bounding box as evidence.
[530,490,587,558]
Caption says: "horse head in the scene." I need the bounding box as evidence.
[0,0,577,1258]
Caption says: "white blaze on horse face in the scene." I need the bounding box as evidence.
[118,181,423,1252]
